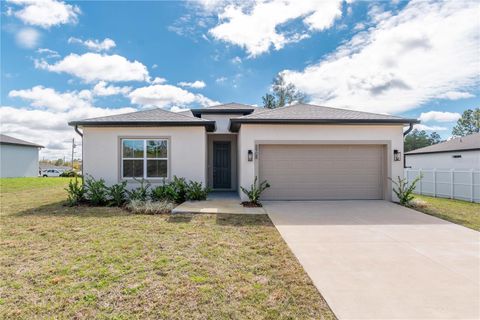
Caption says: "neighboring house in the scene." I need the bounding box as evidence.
[69,103,418,201]
[0,134,44,178]
[405,133,480,170]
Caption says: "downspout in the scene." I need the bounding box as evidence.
[403,122,414,136]
[403,122,414,168]
[74,125,84,181]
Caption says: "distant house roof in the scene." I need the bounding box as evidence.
[0,134,43,148]
[69,108,216,132]
[406,132,480,155]
[230,103,419,131]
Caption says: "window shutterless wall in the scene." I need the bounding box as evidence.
[82,126,207,186]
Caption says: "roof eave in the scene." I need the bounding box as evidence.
[0,141,44,148]
[69,121,217,132]
[405,148,480,155]
[229,118,420,132]
[191,109,254,116]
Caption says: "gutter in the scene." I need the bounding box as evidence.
[229,118,420,132]
[68,120,217,132]
[403,122,414,136]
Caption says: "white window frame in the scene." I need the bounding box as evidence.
[121,138,169,179]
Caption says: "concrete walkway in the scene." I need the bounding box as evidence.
[173,192,265,214]
[265,200,480,320]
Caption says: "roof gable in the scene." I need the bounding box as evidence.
[406,132,480,155]
[69,108,216,131]
[0,134,43,148]
[230,103,419,131]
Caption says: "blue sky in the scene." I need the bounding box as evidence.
[1,0,479,159]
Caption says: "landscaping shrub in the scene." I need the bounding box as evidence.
[389,174,423,206]
[60,170,79,177]
[84,175,108,205]
[169,176,188,203]
[108,181,128,207]
[126,179,150,202]
[185,181,210,201]
[240,176,270,206]
[126,199,175,214]
[65,177,85,206]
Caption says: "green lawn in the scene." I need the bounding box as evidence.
[412,194,480,231]
[0,178,335,319]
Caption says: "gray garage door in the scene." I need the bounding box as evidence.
[259,144,384,200]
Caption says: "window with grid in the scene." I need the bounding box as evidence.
[121,139,168,179]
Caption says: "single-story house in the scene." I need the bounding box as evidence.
[0,134,44,178]
[69,103,418,201]
[405,132,480,170]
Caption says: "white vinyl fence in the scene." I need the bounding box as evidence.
[405,169,480,203]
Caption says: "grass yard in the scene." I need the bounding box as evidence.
[0,178,335,319]
[413,194,480,231]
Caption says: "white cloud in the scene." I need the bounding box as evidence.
[8,85,92,112]
[419,111,461,123]
[36,53,150,83]
[208,0,343,57]
[436,91,475,100]
[215,76,227,83]
[152,64,158,69]
[177,80,206,89]
[36,48,60,58]
[283,0,480,114]
[414,124,448,132]
[150,77,167,84]
[68,37,116,52]
[129,84,218,108]
[231,56,242,64]
[2,84,136,159]
[7,0,81,28]
[15,27,40,48]
[92,81,132,97]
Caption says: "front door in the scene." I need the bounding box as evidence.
[213,141,231,189]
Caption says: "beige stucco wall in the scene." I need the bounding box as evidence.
[237,124,405,201]
[406,151,480,170]
[200,113,241,133]
[82,126,207,186]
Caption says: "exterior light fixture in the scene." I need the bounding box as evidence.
[393,149,401,161]
[248,150,253,162]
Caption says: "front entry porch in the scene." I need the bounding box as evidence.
[207,134,238,192]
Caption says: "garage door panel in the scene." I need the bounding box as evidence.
[259,144,384,200]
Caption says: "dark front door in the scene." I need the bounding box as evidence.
[213,141,231,189]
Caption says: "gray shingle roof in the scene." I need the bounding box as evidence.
[239,103,411,120]
[190,102,257,116]
[230,103,419,131]
[69,108,216,131]
[201,102,256,110]
[406,132,480,155]
[0,134,43,148]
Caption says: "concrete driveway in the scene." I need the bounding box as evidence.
[265,201,480,319]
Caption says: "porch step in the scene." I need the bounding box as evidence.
[172,199,266,215]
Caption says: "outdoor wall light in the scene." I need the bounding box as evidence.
[393,149,401,161]
[248,150,253,162]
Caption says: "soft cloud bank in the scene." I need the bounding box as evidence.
[283,0,479,114]
[129,84,218,108]
[2,85,136,158]
[36,53,150,83]
[7,0,81,28]
[68,37,116,52]
[207,0,343,57]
